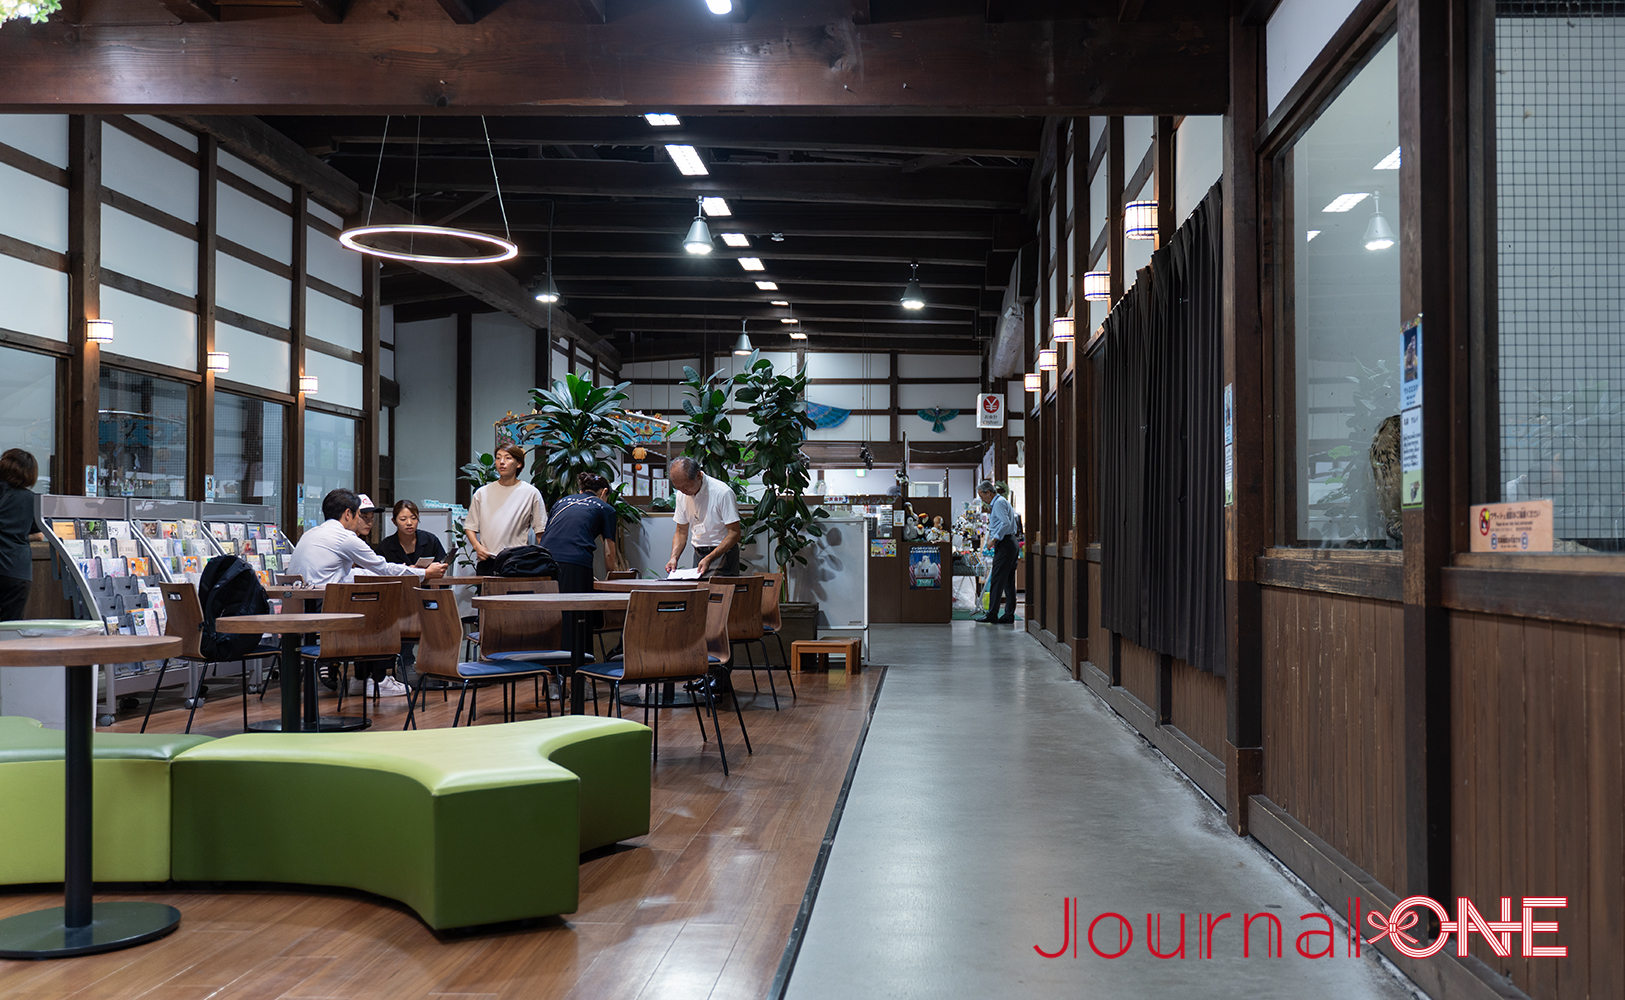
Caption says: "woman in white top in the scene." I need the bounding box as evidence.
[464,443,548,574]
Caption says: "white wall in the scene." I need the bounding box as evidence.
[394,316,458,505]
[1176,115,1225,223]
[471,311,537,453]
[1268,0,1366,113]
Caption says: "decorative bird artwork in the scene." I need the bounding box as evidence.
[917,407,960,433]
[1370,413,1402,542]
[805,401,852,429]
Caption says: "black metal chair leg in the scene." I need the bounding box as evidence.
[760,638,794,701]
[452,681,471,727]
[649,685,659,761]
[184,665,204,734]
[140,658,173,734]
[709,689,729,775]
[728,676,753,754]
[403,681,423,730]
[692,686,708,741]
[240,663,251,732]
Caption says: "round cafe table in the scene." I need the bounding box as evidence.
[0,634,182,960]
[471,592,630,715]
[215,614,364,733]
[592,579,713,592]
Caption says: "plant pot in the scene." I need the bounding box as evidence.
[771,601,820,666]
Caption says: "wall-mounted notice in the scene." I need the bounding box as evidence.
[908,545,942,589]
[976,393,1006,429]
[1223,383,1234,507]
[1400,316,1424,509]
[1470,499,1554,552]
[870,538,897,558]
[84,466,97,498]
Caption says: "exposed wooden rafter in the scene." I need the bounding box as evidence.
[154,0,220,23]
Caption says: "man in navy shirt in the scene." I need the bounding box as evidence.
[539,473,620,595]
[974,480,1019,624]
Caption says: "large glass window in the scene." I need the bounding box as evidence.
[99,367,188,498]
[1279,36,1401,547]
[303,408,356,522]
[1490,5,1624,552]
[0,346,56,492]
[214,392,284,508]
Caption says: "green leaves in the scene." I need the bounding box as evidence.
[518,372,637,509]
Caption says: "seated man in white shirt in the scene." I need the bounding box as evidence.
[289,488,447,696]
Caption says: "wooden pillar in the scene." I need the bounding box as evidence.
[65,116,101,496]
[888,350,900,443]
[455,312,473,508]
[1071,118,1094,666]
[1222,14,1267,836]
[1398,0,1467,904]
[194,134,217,502]
[289,186,309,533]
[360,255,381,497]
[535,329,549,389]
[1107,118,1126,305]
[1155,116,1176,247]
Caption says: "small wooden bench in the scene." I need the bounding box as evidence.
[789,638,863,675]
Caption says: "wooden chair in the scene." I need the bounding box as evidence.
[141,582,279,734]
[478,578,587,715]
[760,572,790,666]
[593,569,639,658]
[702,583,752,755]
[575,589,739,773]
[405,588,561,729]
[299,581,403,721]
[710,575,794,710]
[355,573,423,642]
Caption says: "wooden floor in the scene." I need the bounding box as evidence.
[0,663,881,1000]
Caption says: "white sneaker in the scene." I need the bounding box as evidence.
[373,676,410,698]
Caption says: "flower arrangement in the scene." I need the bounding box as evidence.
[1,0,60,25]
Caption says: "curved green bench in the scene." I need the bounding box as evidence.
[0,716,213,884]
[170,716,652,930]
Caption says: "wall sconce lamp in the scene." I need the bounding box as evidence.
[1024,373,1043,392]
[86,319,113,345]
[1083,271,1111,302]
[1125,200,1159,240]
[299,374,318,395]
[1037,348,1058,371]
[206,351,230,374]
[1052,314,1075,343]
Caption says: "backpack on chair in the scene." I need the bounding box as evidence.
[490,544,558,579]
[197,554,271,659]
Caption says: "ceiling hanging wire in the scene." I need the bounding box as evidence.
[341,113,519,264]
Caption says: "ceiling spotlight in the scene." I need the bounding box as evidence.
[900,261,925,310]
[682,196,714,255]
[733,320,754,355]
[701,197,731,217]
[706,0,733,12]
[738,257,765,271]
[664,144,709,176]
[1125,200,1158,240]
[1083,271,1111,302]
[1025,373,1042,392]
[755,280,778,290]
[1363,193,1397,251]
[1322,192,1370,213]
[721,233,750,247]
[85,318,114,344]
[532,272,561,303]
[644,113,682,127]
[1037,348,1058,371]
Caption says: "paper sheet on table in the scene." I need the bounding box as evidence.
[667,568,703,580]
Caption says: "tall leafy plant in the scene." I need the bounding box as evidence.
[736,355,828,596]
[522,372,642,524]
[675,364,748,494]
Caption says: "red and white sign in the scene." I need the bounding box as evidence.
[976,393,1005,429]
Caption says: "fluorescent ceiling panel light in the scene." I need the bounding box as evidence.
[755,280,778,290]
[738,257,765,271]
[788,330,808,340]
[1306,230,1321,241]
[1373,147,1401,170]
[644,113,682,127]
[780,318,799,324]
[720,233,750,247]
[701,197,731,216]
[769,300,790,306]
[1322,192,1370,213]
[706,0,732,12]
[664,144,708,176]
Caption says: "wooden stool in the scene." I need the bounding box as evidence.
[789,638,863,675]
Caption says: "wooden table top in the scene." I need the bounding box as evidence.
[264,585,330,598]
[593,579,716,592]
[215,613,365,634]
[473,592,632,612]
[0,635,182,667]
[423,575,552,588]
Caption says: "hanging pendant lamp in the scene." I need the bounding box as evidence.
[1363,193,1397,251]
[900,260,926,310]
[733,318,754,356]
[533,202,562,302]
[341,116,519,264]
[683,196,715,254]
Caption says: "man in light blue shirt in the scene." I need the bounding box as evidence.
[974,480,1019,624]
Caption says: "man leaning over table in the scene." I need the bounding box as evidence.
[288,488,447,697]
[664,456,743,577]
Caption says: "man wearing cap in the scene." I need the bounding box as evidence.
[289,488,447,697]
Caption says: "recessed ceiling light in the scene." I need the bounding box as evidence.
[1373,147,1401,170]
[701,197,731,217]
[1322,192,1370,213]
[755,281,778,290]
[780,318,799,324]
[788,329,808,340]
[738,257,765,271]
[1306,230,1321,242]
[769,300,790,306]
[644,113,682,127]
[664,144,708,176]
[720,233,750,247]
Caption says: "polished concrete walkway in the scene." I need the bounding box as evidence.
[785,622,1419,1000]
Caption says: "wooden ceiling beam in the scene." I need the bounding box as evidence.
[433,0,478,24]
[471,233,1000,269]
[154,0,220,23]
[542,257,993,288]
[333,156,1029,210]
[590,316,978,337]
[0,6,1228,116]
[295,0,348,24]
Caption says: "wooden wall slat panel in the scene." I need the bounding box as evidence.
[1169,660,1225,760]
[1120,636,1158,709]
[1524,618,1556,1000]
[1088,561,1108,675]
[1547,621,1587,998]
[1497,616,1526,987]
[1587,625,1623,1000]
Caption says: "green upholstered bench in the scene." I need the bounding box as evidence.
[169,716,652,930]
[0,716,213,884]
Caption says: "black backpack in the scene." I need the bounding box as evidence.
[490,544,558,578]
[198,555,271,660]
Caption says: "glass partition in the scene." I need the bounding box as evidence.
[99,367,189,498]
[214,391,285,509]
[0,345,56,492]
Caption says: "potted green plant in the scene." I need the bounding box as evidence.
[674,364,750,498]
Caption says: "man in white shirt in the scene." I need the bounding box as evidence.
[665,456,743,576]
[290,489,448,586]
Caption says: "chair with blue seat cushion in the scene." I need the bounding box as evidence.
[478,578,593,714]
[143,581,281,734]
[575,589,733,772]
[299,580,404,721]
[408,587,562,728]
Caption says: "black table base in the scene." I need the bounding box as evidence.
[247,715,370,733]
[0,902,181,959]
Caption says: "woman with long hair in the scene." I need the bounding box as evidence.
[0,449,42,621]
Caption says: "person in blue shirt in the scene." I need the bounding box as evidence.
[539,472,620,596]
[974,480,1019,624]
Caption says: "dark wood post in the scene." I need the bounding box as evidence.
[194,134,218,503]
[65,116,102,496]
[455,312,473,508]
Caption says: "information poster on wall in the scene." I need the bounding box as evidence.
[908,545,942,589]
[1470,499,1554,552]
[870,538,897,558]
[1223,383,1234,507]
[976,392,1006,429]
[1400,316,1424,508]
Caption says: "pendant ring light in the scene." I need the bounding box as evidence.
[341,115,519,264]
